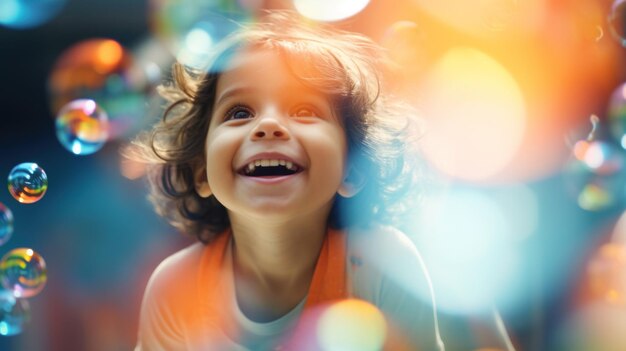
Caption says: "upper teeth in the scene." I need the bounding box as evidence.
[245,159,298,174]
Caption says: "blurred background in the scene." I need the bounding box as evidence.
[1,0,626,350]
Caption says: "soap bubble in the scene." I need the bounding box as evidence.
[0,248,47,298]
[0,202,13,246]
[56,99,109,155]
[48,39,148,139]
[7,162,48,204]
[609,0,626,47]
[0,290,30,336]
[0,0,66,29]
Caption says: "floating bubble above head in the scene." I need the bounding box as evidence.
[48,39,146,140]
[149,0,251,70]
[0,248,47,298]
[564,140,626,211]
[609,0,626,47]
[56,99,109,155]
[7,163,48,204]
[317,299,387,351]
[294,0,370,22]
[608,82,626,149]
[0,0,66,29]
[0,290,30,336]
[0,203,13,246]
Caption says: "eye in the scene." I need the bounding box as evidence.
[225,105,254,121]
[291,106,319,118]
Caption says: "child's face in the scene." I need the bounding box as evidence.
[199,48,348,220]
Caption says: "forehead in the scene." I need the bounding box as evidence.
[214,46,336,101]
[217,49,312,96]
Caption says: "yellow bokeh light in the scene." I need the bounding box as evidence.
[418,47,526,182]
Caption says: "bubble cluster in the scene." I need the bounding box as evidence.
[0,248,47,298]
[0,290,30,337]
[0,203,13,246]
[7,162,48,204]
[608,0,626,47]
[0,0,66,29]
[56,99,109,155]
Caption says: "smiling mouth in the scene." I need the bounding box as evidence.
[238,159,303,177]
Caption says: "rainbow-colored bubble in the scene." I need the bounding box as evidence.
[0,202,13,246]
[48,39,147,140]
[0,248,47,298]
[7,163,48,204]
[0,290,30,336]
[56,99,109,155]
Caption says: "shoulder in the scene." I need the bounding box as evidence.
[346,225,444,351]
[147,242,205,293]
[347,225,428,278]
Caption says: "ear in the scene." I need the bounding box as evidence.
[194,163,212,198]
[338,165,366,198]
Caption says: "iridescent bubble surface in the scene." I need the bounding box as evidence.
[0,202,14,246]
[317,299,386,351]
[0,0,66,29]
[609,0,626,47]
[7,162,48,204]
[56,99,109,155]
[0,248,47,298]
[0,290,29,336]
[48,39,146,139]
[607,82,626,149]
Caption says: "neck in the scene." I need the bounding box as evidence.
[228,206,331,321]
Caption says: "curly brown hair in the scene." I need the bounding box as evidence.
[125,11,423,243]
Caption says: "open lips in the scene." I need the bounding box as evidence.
[239,159,303,177]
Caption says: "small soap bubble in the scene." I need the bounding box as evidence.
[0,248,47,298]
[607,82,626,149]
[0,203,13,246]
[49,39,146,139]
[609,0,626,47]
[0,290,30,336]
[7,163,48,204]
[56,99,109,155]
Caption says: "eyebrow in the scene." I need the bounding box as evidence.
[215,86,255,107]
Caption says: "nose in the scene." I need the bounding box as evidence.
[251,115,290,140]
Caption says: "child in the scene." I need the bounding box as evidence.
[130,11,445,350]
